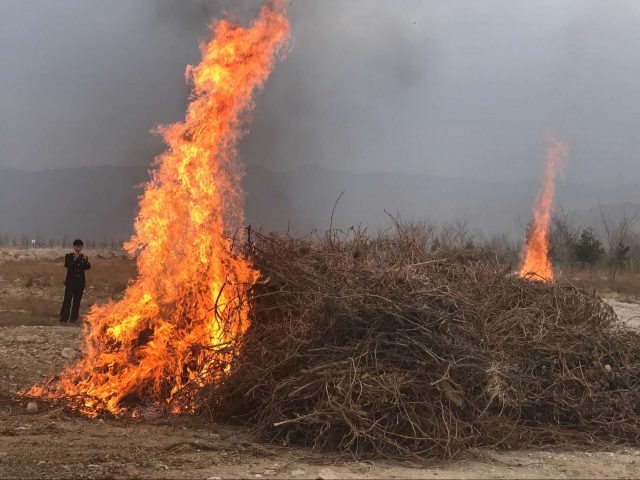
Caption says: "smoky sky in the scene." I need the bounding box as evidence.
[2,0,640,186]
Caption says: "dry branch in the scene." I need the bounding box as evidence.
[204,227,640,459]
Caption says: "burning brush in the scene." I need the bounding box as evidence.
[28,2,290,417]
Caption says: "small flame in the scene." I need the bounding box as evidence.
[29,2,290,416]
[518,137,568,282]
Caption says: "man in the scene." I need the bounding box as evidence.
[60,239,91,324]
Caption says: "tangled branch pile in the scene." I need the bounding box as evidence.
[208,227,640,458]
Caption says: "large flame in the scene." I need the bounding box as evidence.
[30,3,290,416]
[518,137,568,282]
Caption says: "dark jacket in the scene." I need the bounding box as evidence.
[64,253,91,287]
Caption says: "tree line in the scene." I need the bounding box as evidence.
[389,207,640,278]
[1,207,638,277]
[0,233,126,250]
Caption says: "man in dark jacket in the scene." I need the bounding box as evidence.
[60,239,91,324]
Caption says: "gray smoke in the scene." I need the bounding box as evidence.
[1,0,639,237]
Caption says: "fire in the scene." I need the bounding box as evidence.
[29,2,290,416]
[518,137,568,282]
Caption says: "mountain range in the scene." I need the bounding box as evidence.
[0,164,638,242]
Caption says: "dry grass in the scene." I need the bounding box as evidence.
[562,270,640,302]
[0,256,136,323]
[0,260,60,287]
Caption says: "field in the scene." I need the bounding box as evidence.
[1,249,640,479]
[564,269,640,304]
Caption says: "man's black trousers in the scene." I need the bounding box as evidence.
[60,283,84,323]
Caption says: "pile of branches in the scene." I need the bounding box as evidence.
[206,227,640,458]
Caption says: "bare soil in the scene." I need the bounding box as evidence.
[1,250,640,479]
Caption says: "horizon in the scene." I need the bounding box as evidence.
[1,162,638,191]
[0,162,638,243]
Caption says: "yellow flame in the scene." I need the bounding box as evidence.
[519,137,568,282]
[29,2,290,417]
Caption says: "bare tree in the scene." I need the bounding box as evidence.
[437,219,480,250]
[383,213,437,251]
[599,205,639,279]
[550,207,580,270]
[477,233,519,268]
[629,231,640,273]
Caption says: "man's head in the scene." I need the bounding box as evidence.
[73,239,84,254]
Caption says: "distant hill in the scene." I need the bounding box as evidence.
[0,166,148,242]
[244,164,640,236]
[0,164,638,242]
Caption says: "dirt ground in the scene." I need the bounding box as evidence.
[2,249,640,479]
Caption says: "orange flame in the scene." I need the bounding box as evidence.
[29,2,290,416]
[518,137,568,282]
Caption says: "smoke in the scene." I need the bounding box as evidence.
[240,1,430,174]
[153,0,263,28]
[0,0,431,173]
[4,0,640,185]
[144,0,431,175]
[1,0,640,237]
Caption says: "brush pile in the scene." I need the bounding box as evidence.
[208,227,640,458]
